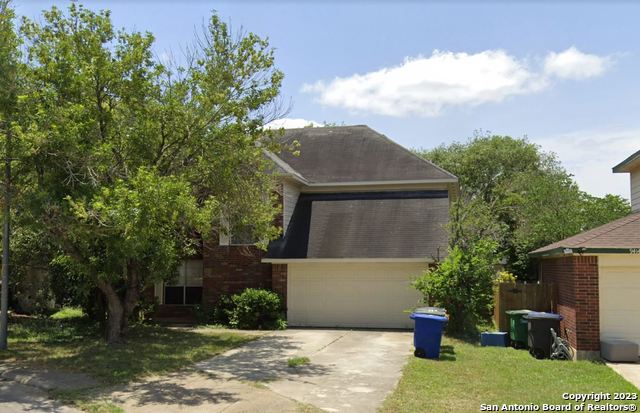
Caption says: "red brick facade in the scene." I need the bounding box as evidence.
[539,256,600,353]
[272,264,288,308]
[202,240,273,308]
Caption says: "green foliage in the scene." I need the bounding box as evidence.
[211,294,234,325]
[417,134,631,277]
[413,239,499,334]
[494,270,517,285]
[228,288,284,330]
[11,3,286,341]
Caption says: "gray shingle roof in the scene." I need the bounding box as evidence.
[266,191,449,259]
[530,212,640,256]
[273,125,457,183]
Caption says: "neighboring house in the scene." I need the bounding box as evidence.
[530,149,640,359]
[154,125,458,329]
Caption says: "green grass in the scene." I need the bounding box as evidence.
[381,337,640,413]
[1,317,254,385]
[287,356,310,368]
[50,307,85,320]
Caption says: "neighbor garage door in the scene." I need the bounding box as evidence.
[287,262,426,329]
[599,254,640,355]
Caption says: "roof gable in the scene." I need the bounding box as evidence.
[272,125,456,184]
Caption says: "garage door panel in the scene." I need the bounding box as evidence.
[599,256,640,354]
[287,262,425,329]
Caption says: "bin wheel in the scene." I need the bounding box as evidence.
[414,348,426,358]
[530,348,545,359]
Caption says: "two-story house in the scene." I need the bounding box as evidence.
[154,125,458,329]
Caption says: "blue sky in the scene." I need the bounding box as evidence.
[15,1,640,198]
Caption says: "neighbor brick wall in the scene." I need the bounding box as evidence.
[539,256,600,352]
[272,264,288,308]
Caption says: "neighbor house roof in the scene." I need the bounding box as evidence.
[266,191,449,260]
[613,149,640,173]
[530,212,640,257]
[271,125,457,184]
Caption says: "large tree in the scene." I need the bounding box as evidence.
[19,4,285,343]
[417,134,631,277]
[0,0,21,349]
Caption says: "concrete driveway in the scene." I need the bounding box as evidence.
[196,329,413,413]
[608,362,640,389]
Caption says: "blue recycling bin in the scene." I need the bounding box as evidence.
[410,313,448,359]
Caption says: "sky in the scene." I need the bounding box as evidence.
[14,1,640,199]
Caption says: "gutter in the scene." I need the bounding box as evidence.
[529,247,640,258]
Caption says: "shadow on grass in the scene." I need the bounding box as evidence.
[439,345,457,361]
[4,317,253,385]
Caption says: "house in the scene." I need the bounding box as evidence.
[154,125,458,328]
[530,149,640,359]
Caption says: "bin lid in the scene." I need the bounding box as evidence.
[410,313,448,322]
[414,306,447,316]
[505,309,532,315]
[523,312,563,321]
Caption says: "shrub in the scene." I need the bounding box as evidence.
[413,239,499,335]
[494,270,517,285]
[228,288,284,330]
[211,295,234,325]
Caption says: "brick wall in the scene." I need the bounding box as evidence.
[539,255,600,352]
[202,240,273,308]
[201,185,284,309]
[272,264,287,308]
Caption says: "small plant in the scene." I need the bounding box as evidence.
[229,288,285,330]
[287,356,310,368]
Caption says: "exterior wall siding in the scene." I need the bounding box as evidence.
[282,181,300,233]
[631,166,640,212]
[539,256,600,355]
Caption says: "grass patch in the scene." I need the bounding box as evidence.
[287,356,310,368]
[381,337,640,413]
[1,317,254,385]
[52,389,123,413]
[50,307,85,320]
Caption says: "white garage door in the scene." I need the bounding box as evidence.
[287,261,426,329]
[599,254,640,355]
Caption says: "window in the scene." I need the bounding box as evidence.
[163,259,203,305]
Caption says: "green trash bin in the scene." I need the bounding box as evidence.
[505,309,532,348]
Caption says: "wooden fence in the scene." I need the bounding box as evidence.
[493,282,557,332]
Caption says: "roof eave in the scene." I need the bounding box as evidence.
[612,149,640,173]
[530,246,640,258]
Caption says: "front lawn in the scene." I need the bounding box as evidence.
[382,337,640,413]
[0,312,255,385]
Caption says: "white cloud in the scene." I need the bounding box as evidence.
[544,47,611,80]
[534,128,639,198]
[264,118,323,129]
[303,48,612,117]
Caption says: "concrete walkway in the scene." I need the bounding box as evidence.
[197,329,413,413]
[608,362,640,389]
[0,379,83,413]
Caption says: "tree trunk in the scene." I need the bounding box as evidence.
[97,280,124,345]
[121,262,139,334]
